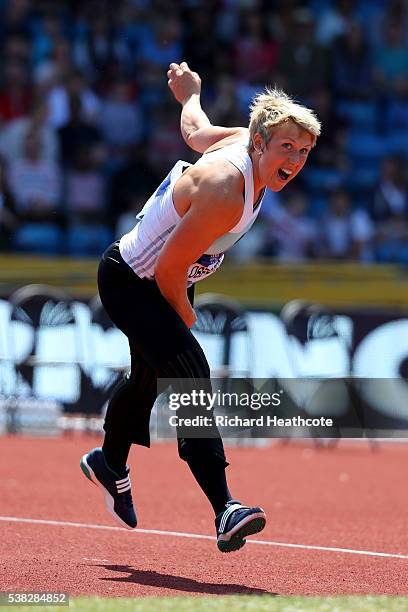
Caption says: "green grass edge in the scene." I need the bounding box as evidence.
[9,595,408,612]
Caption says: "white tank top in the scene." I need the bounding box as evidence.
[119,141,265,285]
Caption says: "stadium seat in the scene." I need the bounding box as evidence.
[346,161,379,190]
[385,100,408,130]
[375,242,408,264]
[346,131,389,160]
[66,224,113,256]
[307,194,329,219]
[303,167,344,192]
[12,223,64,255]
[356,0,385,21]
[336,100,378,131]
[386,131,408,157]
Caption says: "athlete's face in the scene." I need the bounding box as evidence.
[253,121,314,192]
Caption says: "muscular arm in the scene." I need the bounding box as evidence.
[155,168,243,328]
[168,62,246,153]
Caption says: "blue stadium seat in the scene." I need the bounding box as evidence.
[386,131,408,157]
[346,161,379,190]
[66,223,113,256]
[309,0,333,14]
[346,131,389,160]
[336,100,378,131]
[12,223,64,255]
[308,194,329,219]
[375,242,408,265]
[385,101,408,130]
[356,0,385,21]
[303,167,344,191]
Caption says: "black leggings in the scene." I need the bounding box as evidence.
[97,241,228,471]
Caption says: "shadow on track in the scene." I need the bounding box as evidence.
[92,564,276,596]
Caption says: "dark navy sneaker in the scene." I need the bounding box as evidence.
[80,447,137,529]
[215,500,266,553]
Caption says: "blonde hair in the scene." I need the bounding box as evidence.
[248,87,321,152]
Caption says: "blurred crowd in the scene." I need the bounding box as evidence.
[0,0,408,264]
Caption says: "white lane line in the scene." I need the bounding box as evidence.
[1,515,407,560]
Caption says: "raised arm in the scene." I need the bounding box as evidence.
[167,62,247,153]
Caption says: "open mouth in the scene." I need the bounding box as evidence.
[278,168,292,181]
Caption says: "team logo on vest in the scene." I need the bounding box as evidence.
[187,253,225,283]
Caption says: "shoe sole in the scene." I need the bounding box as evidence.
[80,453,136,530]
[217,512,266,553]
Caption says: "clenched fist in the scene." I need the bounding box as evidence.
[167,61,201,105]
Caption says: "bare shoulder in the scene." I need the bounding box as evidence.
[174,160,244,222]
[189,160,244,202]
[204,128,249,154]
[191,163,244,228]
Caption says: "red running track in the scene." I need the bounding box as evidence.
[1,435,408,597]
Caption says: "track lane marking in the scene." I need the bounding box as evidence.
[1,515,407,560]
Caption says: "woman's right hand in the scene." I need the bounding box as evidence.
[167,62,201,105]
